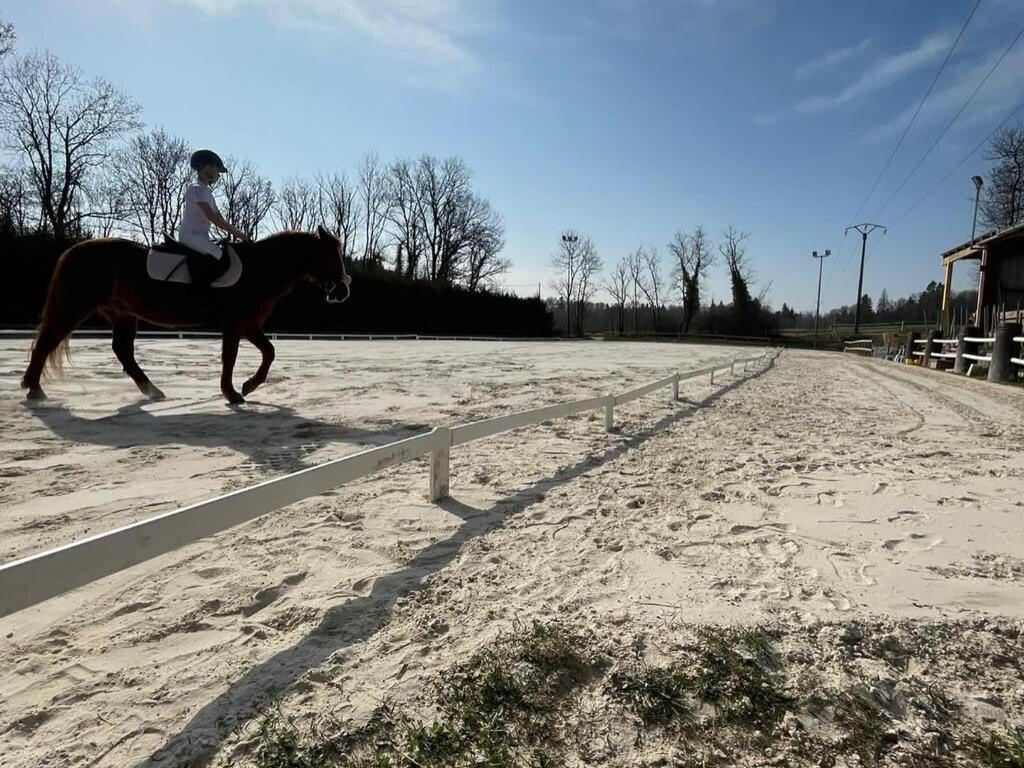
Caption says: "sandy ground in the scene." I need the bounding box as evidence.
[0,338,1022,766]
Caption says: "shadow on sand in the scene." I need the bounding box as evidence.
[25,398,432,474]
[119,357,777,767]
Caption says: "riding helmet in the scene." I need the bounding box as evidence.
[190,149,228,173]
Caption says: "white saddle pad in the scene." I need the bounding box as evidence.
[146,245,242,288]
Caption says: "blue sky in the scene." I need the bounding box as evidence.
[5,0,1024,311]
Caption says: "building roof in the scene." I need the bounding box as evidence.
[942,220,1024,265]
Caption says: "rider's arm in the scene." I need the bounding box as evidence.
[197,202,249,242]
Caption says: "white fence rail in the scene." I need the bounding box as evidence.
[0,329,567,343]
[0,348,778,619]
[843,339,873,355]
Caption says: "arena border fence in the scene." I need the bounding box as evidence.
[0,347,778,619]
[0,329,566,343]
[908,324,1023,383]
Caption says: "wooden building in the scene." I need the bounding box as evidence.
[941,221,1024,330]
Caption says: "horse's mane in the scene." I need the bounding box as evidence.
[260,230,317,242]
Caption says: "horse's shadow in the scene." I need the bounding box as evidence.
[26,398,432,474]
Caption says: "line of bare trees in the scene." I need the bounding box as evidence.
[550,225,771,337]
[0,18,509,291]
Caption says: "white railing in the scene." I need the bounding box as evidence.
[0,329,566,343]
[0,348,778,618]
[844,339,873,355]
[912,336,963,361]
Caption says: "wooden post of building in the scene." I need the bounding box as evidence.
[954,325,980,375]
[988,323,1023,383]
[940,260,954,333]
[904,331,920,364]
[975,247,989,330]
[922,329,939,368]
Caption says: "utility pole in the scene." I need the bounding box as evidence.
[812,249,831,349]
[845,223,886,335]
[561,233,578,338]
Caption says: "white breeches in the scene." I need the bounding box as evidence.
[178,234,221,258]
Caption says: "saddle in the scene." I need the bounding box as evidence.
[146,237,243,288]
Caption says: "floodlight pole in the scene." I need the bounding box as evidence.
[812,249,831,349]
[561,233,578,338]
[971,175,984,244]
[846,223,886,335]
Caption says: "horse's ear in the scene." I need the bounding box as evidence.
[316,225,328,239]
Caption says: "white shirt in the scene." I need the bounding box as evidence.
[178,182,219,249]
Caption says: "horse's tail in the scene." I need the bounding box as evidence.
[29,240,115,382]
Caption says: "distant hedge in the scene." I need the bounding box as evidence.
[0,232,554,337]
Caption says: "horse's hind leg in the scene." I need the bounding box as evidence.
[110,315,165,401]
[21,324,68,400]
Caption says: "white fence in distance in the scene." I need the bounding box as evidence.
[0,329,566,343]
[843,339,873,355]
[0,349,778,619]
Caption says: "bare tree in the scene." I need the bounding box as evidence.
[218,159,275,239]
[465,208,508,291]
[550,229,583,337]
[573,236,602,335]
[0,16,15,60]
[669,226,713,334]
[981,123,1024,231]
[274,176,317,231]
[0,51,142,238]
[112,127,190,244]
[316,172,359,259]
[720,226,753,312]
[357,152,390,265]
[388,158,425,277]
[0,164,32,234]
[418,155,469,284]
[637,246,663,330]
[627,246,650,335]
[411,154,506,288]
[603,256,630,334]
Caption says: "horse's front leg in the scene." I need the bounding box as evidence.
[221,331,244,404]
[242,327,276,397]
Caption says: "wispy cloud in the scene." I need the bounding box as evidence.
[755,32,952,126]
[794,37,872,80]
[795,32,951,113]
[177,0,482,72]
[865,43,1024,143]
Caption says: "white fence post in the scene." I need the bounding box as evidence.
[731,360,736,375]
[429,427,452,501]
[671,373,679,401]
[604,394,615,432]
[710,369,715,384]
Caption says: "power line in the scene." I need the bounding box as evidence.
[850,0,983,223]
[873,22,1024,220]
[890,96,1024,228]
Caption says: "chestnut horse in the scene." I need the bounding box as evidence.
[21,226,350,404]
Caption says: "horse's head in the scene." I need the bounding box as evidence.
[312,225,351,304]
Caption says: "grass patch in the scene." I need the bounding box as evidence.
[970,729,1024,768]
[238,620,603,768]
[692,626,789,727]
[606,662,692,728]
[231,619,1023,768]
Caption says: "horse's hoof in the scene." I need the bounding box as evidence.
[25,387,47,401]
[226,393,246,405]
[144,384,166,401]
[241,379,259,396]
